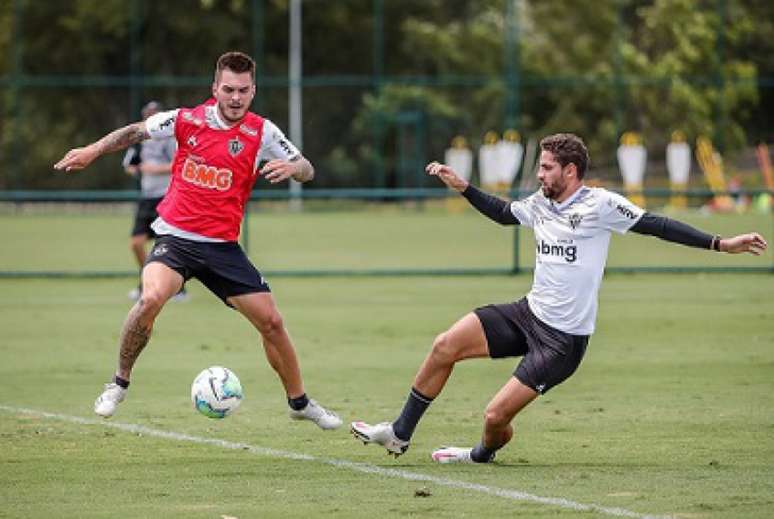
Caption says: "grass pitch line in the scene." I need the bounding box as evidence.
[2,405,668,519]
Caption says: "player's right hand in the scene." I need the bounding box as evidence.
[426,161,468,192]
[54,146,99,172]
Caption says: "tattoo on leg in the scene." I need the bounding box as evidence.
[117,303,152,377]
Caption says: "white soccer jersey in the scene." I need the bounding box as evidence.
[509,186,644,335]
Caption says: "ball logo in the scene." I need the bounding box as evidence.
[181,158,233,191]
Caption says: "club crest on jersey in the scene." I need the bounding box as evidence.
[568,212,583,230]
[187,135,197,148]
[228,137,244,157]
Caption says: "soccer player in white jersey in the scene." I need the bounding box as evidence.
[54,52,342,431]
[352,133,767,463]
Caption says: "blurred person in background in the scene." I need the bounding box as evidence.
[54,51,342,431]
[122,101,187,302]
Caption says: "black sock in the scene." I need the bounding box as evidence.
[470,443,497,463]
[113,375,130,389]
[392,387,434,441]
[288,393,309,411]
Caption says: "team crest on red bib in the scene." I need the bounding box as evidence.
[228,137,244,157]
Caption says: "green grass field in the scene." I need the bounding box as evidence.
[1,207,773,518]
[1,205,771,273]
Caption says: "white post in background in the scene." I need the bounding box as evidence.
[444,136,473,213]
[497,129,524,190]
[479,131,501,192]
[666,131,691,210]
[616,131,647,208]
[289,0,303,210]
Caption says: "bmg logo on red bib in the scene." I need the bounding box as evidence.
[182,158,233,191]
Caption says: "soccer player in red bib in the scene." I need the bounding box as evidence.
[54,51,342,430]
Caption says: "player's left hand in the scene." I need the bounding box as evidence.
[261,159,299,184]
[720,232,768,255]
[54,145,99,172]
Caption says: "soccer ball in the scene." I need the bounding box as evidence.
[191,366,243,419]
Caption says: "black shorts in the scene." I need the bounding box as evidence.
[146,235,271,305]
[131,197,163,237]
[474,298,589,394]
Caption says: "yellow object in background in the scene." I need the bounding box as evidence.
[754,143,774,212]
[695,136,734,212]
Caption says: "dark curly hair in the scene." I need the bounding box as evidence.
[539,133,589,179]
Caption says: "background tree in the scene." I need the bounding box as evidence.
[0,0,770,190]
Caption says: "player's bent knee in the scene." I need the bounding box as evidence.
[483,406,512,428]
[138,290,168,314]
[430,332,461,365]
[258,312,285,336]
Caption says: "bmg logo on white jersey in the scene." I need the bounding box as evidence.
[537,240,578,263]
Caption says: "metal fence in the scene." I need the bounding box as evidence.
[0,1,771,277]
[0,188,771,278]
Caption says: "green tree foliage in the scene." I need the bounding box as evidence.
[621,0,758,152]
[0,0,771,190]
[519,0,623,162]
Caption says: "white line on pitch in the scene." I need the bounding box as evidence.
[1,405,669,519]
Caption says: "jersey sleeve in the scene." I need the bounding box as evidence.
[597,189,645,234]
[145,109,180,140]
[256,120,301,164]
[508,191,541,228]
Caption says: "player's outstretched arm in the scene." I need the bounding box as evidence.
[630,214,768,256]
[54,121,149,173]
[426,161,520,225]
[718,232,768,255]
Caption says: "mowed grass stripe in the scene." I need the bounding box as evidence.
[0,405,667,519]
